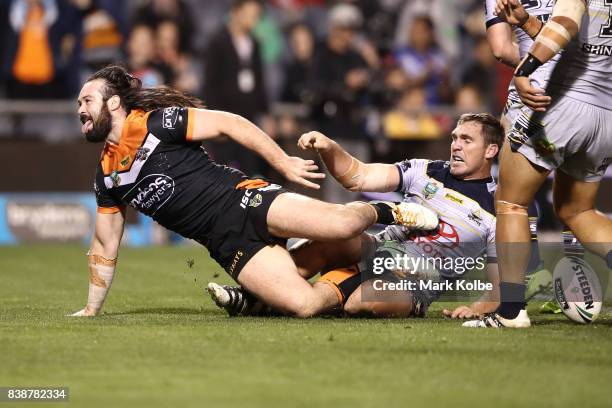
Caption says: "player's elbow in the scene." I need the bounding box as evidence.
[489,45,506,62]
[345,184,361,193]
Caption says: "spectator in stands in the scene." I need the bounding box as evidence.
[310,3,373,202]
[352,0,402,56]
[459,35,497,112]
[393,15,452,106]
[133,0,194,54]
[394,0,461,60]
[156,19,200,95]
[281,22,315,104]
[126,24,170,88]
[1,0,82,99]
[311,3,370,140]
[383,86,441,140]
[78,0,127,73]
[203,0,269,176]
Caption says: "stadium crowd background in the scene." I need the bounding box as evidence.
[0,0,608,237]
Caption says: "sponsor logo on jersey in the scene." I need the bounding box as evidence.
[468,209,482,226]
[135,147,150,162]
[414,220,460,248]
[534,138,556,156]
[422,182,439,199]
[240,189,254,209]
[597,157,612,173]
[249,193,263,208]
[444,193,463,205]
[582,43,612,56]
[162,107,179,129]
[110,171,121,187]
[120,155,131,168]
[398,160,412,171]
[128,174,175,214]
[228,250,244,277]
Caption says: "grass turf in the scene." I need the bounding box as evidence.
[1,245,612,408]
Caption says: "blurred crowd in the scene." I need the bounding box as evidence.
[0,0,515,176]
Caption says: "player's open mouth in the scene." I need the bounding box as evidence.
[80,117,93,134]
[452,155,464,163]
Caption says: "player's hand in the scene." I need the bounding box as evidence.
[274,155,325,190]
[443,305,477,319]
[297,131,334,152]
[68,305,98,317]
[495,0,529,27]
[514,76,551,111]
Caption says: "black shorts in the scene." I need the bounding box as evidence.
[197,180,288,280]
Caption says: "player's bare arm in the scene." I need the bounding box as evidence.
[297,131,400,193]
[70,210,126,317]
[503,0,587,110]
[486,20,520,67]
[189,109,325,189]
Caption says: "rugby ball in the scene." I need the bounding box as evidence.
[553,256,602,324]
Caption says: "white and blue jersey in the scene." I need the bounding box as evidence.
[378,159,538,278]
[380,159,498,277]
[485,0,559,104]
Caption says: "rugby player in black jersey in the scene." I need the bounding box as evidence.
[69,65,438,318]
[208,114,542,319]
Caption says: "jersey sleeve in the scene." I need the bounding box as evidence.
[94,165,124,214]
[394,159,428,194]
[485,0,504,28]
[146,107,196,144]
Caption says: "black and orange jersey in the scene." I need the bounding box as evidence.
[94,107,247,239]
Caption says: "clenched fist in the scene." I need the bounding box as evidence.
[297,131,335,152]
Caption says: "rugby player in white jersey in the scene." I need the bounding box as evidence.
[486,0,578,314]
[466,0,612,328]
[209,113,535,319]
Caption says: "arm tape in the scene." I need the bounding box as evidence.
[336,157,367,192]
[552,0,587,28]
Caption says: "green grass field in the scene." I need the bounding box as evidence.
[1,245,612,408]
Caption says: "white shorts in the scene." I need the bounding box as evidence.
[507,96,612,182]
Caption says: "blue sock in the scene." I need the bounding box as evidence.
[497,282,526,319]
[606,250,612,270]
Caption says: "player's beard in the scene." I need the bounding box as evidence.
[84,104,113,143]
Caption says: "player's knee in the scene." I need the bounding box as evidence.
[343,297,363,316]
[495,199,528,217]
[554,202,592,224]
[282,297,317,318]
[333,206,365,239]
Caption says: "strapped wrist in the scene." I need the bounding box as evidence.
[515,53,543,77]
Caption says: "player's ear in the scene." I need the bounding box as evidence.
[107,95,121,112]
[485,143,499,160]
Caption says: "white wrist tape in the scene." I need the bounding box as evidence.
[87,253,116,311]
